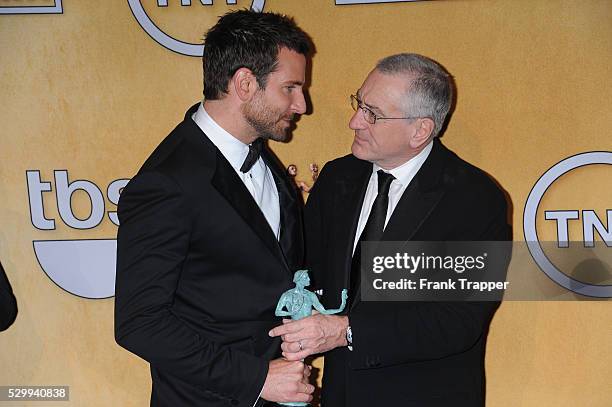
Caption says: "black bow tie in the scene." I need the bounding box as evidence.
[240,138,264,173]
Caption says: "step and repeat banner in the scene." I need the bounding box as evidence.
[1,1,610,406]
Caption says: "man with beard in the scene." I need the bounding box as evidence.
[115,10,313,407]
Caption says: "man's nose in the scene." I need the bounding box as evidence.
[349,108,367,130]
[292,91,307,115]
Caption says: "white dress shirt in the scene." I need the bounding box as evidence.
[192,103,281,240]
[353,141,433,254]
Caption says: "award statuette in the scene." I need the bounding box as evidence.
[275,270,347,406]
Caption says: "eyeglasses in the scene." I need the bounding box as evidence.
[350,94,421,125]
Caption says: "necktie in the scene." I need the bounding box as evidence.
[349,170,395,306]
[240,138,264,173]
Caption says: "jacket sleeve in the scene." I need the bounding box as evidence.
[114,171,267,406]
[0,262,18,332]
[303,166,327,293]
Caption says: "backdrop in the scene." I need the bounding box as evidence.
[1,0,610,406]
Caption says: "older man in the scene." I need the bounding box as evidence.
[115,10,314,407]
[270,53,509,406]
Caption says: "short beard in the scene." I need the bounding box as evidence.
[242,92,292,142]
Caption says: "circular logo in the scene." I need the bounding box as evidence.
[127,0,266,57]
[523,151,612,298]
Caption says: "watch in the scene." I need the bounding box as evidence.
[346,325,353,351]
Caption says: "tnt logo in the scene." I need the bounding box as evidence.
[545,210,611,249]
[27,170,129,299]
[127,0,266,56]
[523,151,612,297]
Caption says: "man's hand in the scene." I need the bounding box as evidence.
[269,314,349,361]
[261,358,314,403]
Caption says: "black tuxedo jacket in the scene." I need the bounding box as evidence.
[305,139,509,407]
[115,104,303,407]
[0,262,17,332]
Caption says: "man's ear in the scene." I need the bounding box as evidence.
[410,117,435,149]
[231,67,257,102]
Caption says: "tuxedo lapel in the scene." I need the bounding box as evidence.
[381,179,444,242]
[211,151,289,270]
[332,161,372,293]
[261,147,300,271]
[382,138,448,242]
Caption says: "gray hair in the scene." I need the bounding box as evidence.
[376,53,453,138]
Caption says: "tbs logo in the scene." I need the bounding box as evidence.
[27,170,129,299]
[523,151,612,298]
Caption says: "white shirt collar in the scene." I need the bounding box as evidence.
[191,102,250,173]
[373,140,433,186]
